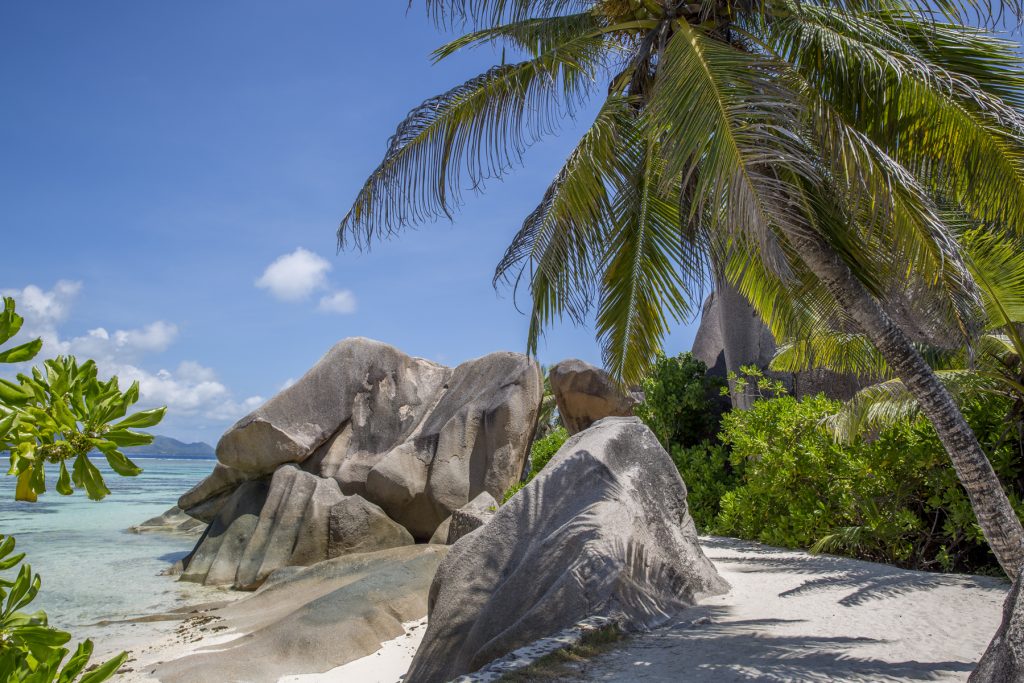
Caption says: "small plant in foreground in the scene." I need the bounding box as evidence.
[0,297,166,681]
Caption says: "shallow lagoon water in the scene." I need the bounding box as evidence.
[0,458,218,630]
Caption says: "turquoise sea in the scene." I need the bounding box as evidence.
[0,458,222,633]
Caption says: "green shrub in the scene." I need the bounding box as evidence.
[669,441,737,532]
[715,392,1024,573]
[633,353,733,530]
[502,426,570,503]
[634,353,727,450]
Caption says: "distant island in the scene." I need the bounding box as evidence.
[119,435,216,459]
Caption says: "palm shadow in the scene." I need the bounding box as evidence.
[701,536,1007,607]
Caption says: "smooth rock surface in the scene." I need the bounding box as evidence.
[157,545,448,683]
[179,480,270,586]
[129,506,205,536]
[182,465,351,589]
[549,359,636,434]
[365,351,542,539]
[327,494,415,557]
[691,284,864,406]
[177,464,261,523]
[971,570,1024,682]
[446,492,497,545]
[407,416,728,683]
[429,517,452,545]
[217,338,449,474]
[233,465,346,589]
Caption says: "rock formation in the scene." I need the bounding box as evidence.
[157,546,448,683]
[692,283,863,406]
[406,416,729,683]
[128,506,205,535]
[446,491,497,545]
[178,338,542,587]
[970,569,1024,682]
[549,359,637,434]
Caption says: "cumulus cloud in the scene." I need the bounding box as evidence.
[318,290,357,315]
[255,248,358,315]
[1,282,263,427]
[255,248,332,301]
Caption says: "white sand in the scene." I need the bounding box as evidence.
[560,537,1009,682]
[110,537,1009,682]
[278,618,428,683]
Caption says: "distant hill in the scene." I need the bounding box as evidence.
[120,435,216,459]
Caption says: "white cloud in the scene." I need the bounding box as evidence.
[5,280,82,325]
[1,282,264,428]
[318,289,357,315]
[255,248,331,301]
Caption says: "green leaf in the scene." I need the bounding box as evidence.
[55,461,72,496]
[57,640,94,683]
[0,378,31,403]
[14,625,72,648]
[71,454,109,502]
[15,468,37,502]
[0,297,24,346]
[0,338,42,364]
[102,429,153,448]
[78,649,128,683]
[112,407,166,430]
[97,446,142,478]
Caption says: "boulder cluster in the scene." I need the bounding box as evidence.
[176,337,543,589]
[158,339,728,680]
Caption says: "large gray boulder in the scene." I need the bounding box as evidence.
[406,416,729,683]
[157,545,447,683]
[549,359,636,435]
[217,338,449,475]
[327,494,414,557]
[691,284,863,406]
[233,465,346,589]
[182,465,420,589]
[182,339,543,541]
[446,492,497,545]
[180,479,270,586]
[177,463,261,522]
[970,570,1024,682]
[366,351,542,538]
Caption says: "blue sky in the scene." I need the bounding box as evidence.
[0,1,701,444]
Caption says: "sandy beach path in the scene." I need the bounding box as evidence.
[557,536,1008,682]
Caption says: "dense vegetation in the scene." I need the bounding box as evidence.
[637,356,1024,574]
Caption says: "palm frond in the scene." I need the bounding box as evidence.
[650,20,818,279]
[964,229,1024,328]
[432,11,615,61]
[421,0,595,29]
[596,116,700,384]
[827,370,1002,441]
[339,29,606,248]
[502,99,630,351]
[770,4,1024,234]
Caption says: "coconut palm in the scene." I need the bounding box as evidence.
[774,230,1024,441]
[338,1,1024,575]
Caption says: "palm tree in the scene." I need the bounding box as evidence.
[774,230,1024,441]
[338,1,1024,576]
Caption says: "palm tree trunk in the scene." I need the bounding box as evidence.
[784,226,1024,579]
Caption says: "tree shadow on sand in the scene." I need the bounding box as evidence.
[702,536,1007,607]
[569,609,975,682]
